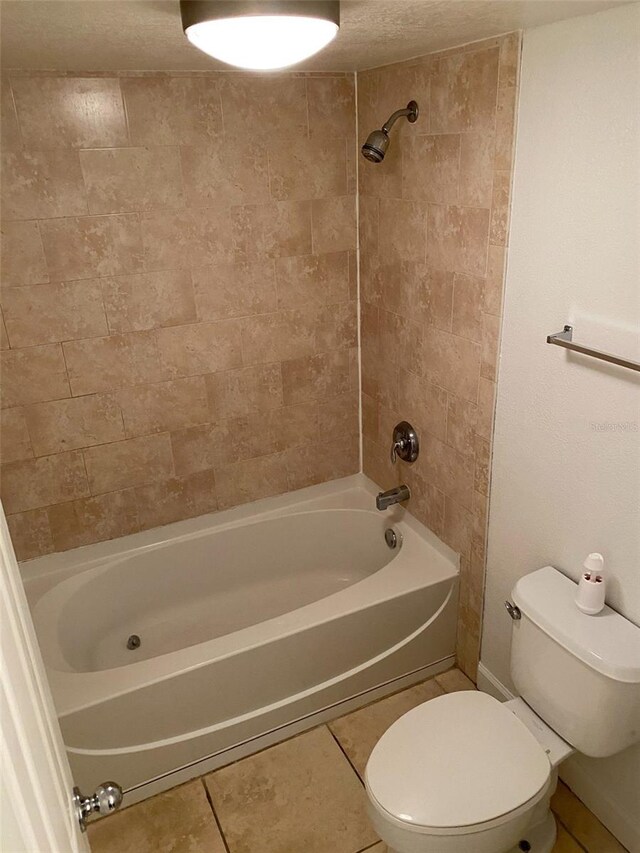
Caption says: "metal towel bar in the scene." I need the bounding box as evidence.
[546,325,640,373]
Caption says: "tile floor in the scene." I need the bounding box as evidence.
[88,668,627,853]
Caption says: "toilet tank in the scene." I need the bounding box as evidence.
[509,566,640,758]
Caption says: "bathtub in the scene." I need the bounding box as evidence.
[24,475,458,804]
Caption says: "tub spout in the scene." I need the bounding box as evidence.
[376,484,410,511]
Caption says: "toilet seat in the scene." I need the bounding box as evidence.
[365,691,552,837]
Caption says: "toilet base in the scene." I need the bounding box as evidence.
[507,810,556,853]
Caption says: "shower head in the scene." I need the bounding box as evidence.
[362,129,390,163]
[361,100,418,163]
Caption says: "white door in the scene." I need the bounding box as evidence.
[0,504,90,852]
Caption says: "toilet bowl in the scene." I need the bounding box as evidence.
[364,567,640,853]
[365,691,562,853]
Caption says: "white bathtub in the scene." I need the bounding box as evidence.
[24,475,458,804]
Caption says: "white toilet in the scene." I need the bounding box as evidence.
[365,566,640,853]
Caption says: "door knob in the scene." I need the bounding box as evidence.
[73,781,123,831]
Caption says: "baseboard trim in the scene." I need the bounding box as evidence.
[477,662,638,852]
[559,756,639,853]
[476,662,514,701]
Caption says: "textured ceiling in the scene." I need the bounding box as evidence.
[0,0,628,72]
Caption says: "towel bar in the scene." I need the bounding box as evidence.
[546,325,640,373]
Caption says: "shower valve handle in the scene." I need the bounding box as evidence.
[389,421,419,465]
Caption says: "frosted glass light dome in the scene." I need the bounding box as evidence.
[181,2,340,71]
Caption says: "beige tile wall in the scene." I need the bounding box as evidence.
[0,71,359,560]
[1,40,519,679]
[358,33,520,680]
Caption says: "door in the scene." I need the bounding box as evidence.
[0,504,90,852]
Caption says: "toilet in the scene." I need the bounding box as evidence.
[365,566,640,853]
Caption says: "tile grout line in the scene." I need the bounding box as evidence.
[326,725,366,787]
[354,70,364,473]
[200,777,232,853]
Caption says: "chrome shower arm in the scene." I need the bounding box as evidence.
[381,100,418,133]
[381,108,411,133]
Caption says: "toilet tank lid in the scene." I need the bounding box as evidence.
[512,567,640,683]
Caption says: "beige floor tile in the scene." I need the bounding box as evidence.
[329,678,444,777]
[435,666,476,693]
[552,824,584,853]
[205,726,377,853]
[551,781,626,852]
[87,780,226,853]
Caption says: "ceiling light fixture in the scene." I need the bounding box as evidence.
[180,1,340,70]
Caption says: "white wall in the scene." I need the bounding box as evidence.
[482,4,640,850]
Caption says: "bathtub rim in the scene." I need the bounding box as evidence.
[21,474,456,585]
[24,475,459,718]
[31,507,404,675]
[37,529,457,716]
